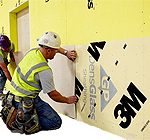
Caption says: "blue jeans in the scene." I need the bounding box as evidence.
[0,69,7,93]
[13,96,62,131]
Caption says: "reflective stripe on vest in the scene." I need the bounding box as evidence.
[11,48,50,98]
[11,81,39,96]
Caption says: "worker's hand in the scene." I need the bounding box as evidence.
[66,50,77,61]
[67,95,78,104]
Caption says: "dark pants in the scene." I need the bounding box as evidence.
[13,96,62,131]
[0,69,7,93]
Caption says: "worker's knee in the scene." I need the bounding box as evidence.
[49,115,62,130]
[55,116,62,129]
[40,115,62,130]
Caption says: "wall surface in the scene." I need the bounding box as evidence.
[0,0,150,44]
[0,0,150,139]
[75,37,150,140]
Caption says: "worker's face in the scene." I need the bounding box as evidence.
[47,48,57,59]
[1,47,9,52]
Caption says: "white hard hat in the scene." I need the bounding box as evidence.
[38,31,61,49]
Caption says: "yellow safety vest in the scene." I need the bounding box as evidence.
[10,48,50,98]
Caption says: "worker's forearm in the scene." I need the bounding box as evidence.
[0,63,12,81]
[57,47,67,55]
[48,90,68,104]
[53,94,68,103]
[3,69,12,81]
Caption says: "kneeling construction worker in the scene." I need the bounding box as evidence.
[0,31,78,134]
[0,35,15,100]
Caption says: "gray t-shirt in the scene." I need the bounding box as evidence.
[35,69,55,94]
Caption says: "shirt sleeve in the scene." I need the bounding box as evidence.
[38,69,55,94]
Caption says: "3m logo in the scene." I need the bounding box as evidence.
[100,65,117,112]
[114,82,147,129]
